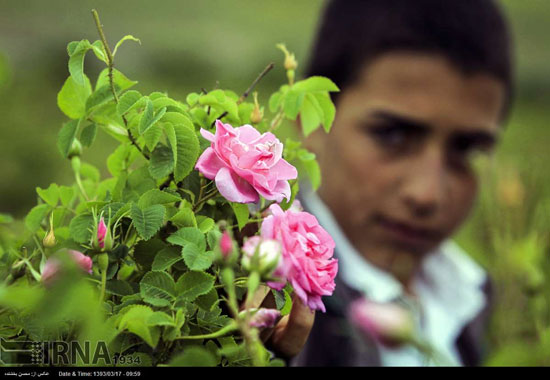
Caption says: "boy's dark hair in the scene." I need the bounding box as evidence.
[306,0,514,118]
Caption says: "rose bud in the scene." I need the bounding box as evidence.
[348,298,415,348]
[41,250,93,285]
[241,237,281,277]
[250,92,263,124]
[220,231,234,259]
[42,228,57,248]
[250,308,282,329]
[93,217,113,251]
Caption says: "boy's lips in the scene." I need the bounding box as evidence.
[375,214,444,250]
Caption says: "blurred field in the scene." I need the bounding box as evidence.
[0,0,549,365]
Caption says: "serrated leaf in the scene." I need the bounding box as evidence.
[90,40,107,63]
[196,216,215,233]
[230,202,249,230]
[134,239,166,271]
[143,121,163,151]
[112,35,141,56]
[85,84,115,113]
[107,144,139,177]
[118,305,159,348]
[140,271,176,307]
[172,123,200,182]
[168,346,217,367]
[176,271,215,301]
[117,91,143,116]
[283,90,305,120]
[292,76,340,93]
[57,119,80,158]
[69,213,94,243]
[59,186,75,207]
[68,39,91,86]
[147,311,176,327]
[269,91,283,113]
[80,123,98,147]
[106,280,134,297]
[57,76,92,119]
[96,68,137,92]
[138,189,181,209]
[186,93,199,106]
[300,94,322,136]
[130,204,165,241]
[195,288,218,312]
[167,227,205,251]
[169,208,197,228]
[25,204,51,232]
[182,244,213,271]
[313,92,336,133]
[139,103,166,135]
[36,183,59,207]
[151,247,182,271]
[207,229,222,250]
[149,144,174,180]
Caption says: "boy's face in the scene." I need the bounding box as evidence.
[308,52,505,271]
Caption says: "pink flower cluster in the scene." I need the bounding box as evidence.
[195,120,298,204]
[260,204,338,312]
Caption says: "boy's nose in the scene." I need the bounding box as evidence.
[400,147,449,218]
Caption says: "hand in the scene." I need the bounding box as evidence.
[245,285,315,359]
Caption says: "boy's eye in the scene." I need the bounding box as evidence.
[448,135,495,168]
[366,124,422,151]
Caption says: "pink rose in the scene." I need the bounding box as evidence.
[260,204,338,312]
[41,250,93,284]
[249,308,281,329]
[219,231,233,258]
[348,298,414,348]
[195,120,298,203]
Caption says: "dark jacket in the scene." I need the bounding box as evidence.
[291,270,493,366]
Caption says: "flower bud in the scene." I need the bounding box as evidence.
[68,139,82,159]
[93,217,113,252]
[250,92,263,124]
[43,228,57,248]
[220,231,233,259]
[348,298,415,348]
[97,252,109,273]
[240,308,281,329]
[241,237,281,277]
[284,54,298,71]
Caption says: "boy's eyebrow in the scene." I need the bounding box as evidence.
[369,109,498,145]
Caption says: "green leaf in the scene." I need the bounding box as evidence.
[68,40,92,86]
[207,229,222,250]
[69,213,94,244]
[80,123,98,147]
[269,91,284,113]
[57,119,80,158]
[186,93,199,106]
[25,204,51,232]
[230,202,249,230]
[301,157,321,191]
[107,144,139,177]
[134,239,166,271]
[130,204,165,241]
[96,68,137,92]
[85,84,115,113]
[176,271,215,301]
[106,280,134,297]
[151,247,182,271]
[118,305,160,348]
[139,102,166,135]
[149,144,174,180]
[195,288,218,312]
[59,186,75,207]
[196,216,215,233]
[57,76,92,119]
[117,91,143,116]
[167,227,205,251]
[36,183,59,207]
[292,76,340,93]
[182,244,213,271]
[168,346,217,367]
[140,271,176,307]
[112,35,141,56]
[147,311,176,327]
[313,92,336,133]
[169,208,197,228]
[300,93,322,136]
[283,90,305,120]
[0,213,14,224]
[81,162,100,183]
[273,288,293,316]
[143,121,163,151]
[90,40,107,63]
[172,123,200,182]
[138,189,181,209]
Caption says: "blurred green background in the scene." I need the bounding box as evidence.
[0,0,549,365]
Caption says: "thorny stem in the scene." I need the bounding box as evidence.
[91,9,150,160]
[210,63,275,127]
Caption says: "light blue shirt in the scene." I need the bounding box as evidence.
[300,185,487,366]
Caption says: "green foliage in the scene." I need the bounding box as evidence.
[0,16,338,367]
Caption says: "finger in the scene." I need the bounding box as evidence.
[269,295,315,358]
